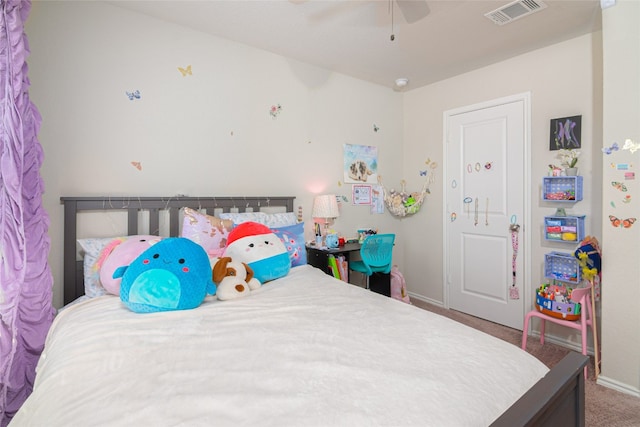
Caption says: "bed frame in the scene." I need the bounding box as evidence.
[59,195,588,427]
[61,196,295,306]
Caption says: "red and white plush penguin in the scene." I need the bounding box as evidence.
[222,222,291,283]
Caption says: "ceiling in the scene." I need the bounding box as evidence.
[108,0,602,90]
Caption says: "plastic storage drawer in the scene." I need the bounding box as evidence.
[542,176,583,202]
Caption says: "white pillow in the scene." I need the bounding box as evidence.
[219,212,297,228]
[219,212,268,225]
[77,237,123,298]
[263,212,298,228]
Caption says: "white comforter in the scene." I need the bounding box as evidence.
[12,266,548,426]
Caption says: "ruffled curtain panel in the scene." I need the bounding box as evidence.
[0,0,55,424]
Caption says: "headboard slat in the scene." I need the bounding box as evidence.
[60,196,296,305]
[127,209,139,235]
[169,208,181,237]
[149,208,160,236]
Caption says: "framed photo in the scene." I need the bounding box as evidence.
[343,144,378,184]
[352,184,372,205]
[550,115,581,150]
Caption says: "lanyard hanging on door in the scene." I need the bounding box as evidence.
[509,216,520,300]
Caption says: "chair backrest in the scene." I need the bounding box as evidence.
[360,234,395,274]
[569,283,592,304]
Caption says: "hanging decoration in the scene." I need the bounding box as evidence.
[378,166,435,218]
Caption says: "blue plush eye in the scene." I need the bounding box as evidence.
[178,259,185,264]
[153,253,160,259]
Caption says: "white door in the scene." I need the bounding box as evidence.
[444,93,530,330]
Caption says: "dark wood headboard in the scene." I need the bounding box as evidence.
[60,196,296,305]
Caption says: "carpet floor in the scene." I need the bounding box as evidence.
[411,299,640,427]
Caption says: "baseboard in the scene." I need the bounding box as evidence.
[596,375,640,398]
[526,330,596,356]
[407,292,443,308]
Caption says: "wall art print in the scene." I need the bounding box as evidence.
[343,144,378,184]
[353,184,372,205]
[550,115,581,150]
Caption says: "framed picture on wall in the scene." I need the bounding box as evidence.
[343,144,378,184]
[550,115,581,150]
[352,185,372,205]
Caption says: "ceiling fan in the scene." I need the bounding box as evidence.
[295,0,431,28]
[393,0,430,24]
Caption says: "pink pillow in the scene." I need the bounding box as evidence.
[181,208,233,258]
[98,235,162,295]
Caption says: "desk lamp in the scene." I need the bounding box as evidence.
[312,194,340,245]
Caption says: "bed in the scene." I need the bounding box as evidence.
[11,196,588,426]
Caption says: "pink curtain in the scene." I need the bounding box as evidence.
[0,0,55,424]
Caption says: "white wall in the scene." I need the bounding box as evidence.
[600,0,640,396]
[402,33,602,310]
[26,0,639,396]
[26,1,406,309]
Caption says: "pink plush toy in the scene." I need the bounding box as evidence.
[98,235,162,295]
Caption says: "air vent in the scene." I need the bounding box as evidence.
[485,0,547,25]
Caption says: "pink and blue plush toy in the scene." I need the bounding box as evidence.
[223,222,290,283]
[114,237,216,313]
[98,235,162,296]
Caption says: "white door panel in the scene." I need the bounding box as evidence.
[445,94,529,330]
[461,233,508,302]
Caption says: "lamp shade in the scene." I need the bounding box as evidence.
[312,194,340,221]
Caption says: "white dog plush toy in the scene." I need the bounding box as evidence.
[212,256,261,301]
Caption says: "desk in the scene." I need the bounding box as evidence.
[305,243,390,297]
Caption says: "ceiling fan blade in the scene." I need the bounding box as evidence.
[397,0,430,24]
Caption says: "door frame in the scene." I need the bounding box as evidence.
[442,92,532,318]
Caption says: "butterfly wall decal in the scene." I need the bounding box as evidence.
[419,170,427,176]
[602,142,619,155]
[126,90,141,100]
[373,124,379,132]
[131,161,142,171]
[178,65,192,77]
[609,215,636,228]
[622,138,640,153]
[611,181,628,192]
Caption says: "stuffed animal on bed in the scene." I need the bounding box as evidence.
[222,221,290,283]
[114,237,216,313]
[97,235,163,296]
[212,256,261,301]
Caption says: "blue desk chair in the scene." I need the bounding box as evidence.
[349,234,395,289]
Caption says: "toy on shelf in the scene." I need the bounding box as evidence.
[542,176,583,202]
[544,251,580,283]
[544,215,585,243]
[535,283,581,321]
